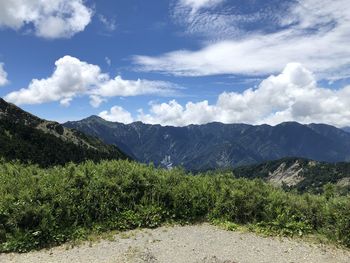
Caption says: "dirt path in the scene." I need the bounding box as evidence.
[1,224,349,263]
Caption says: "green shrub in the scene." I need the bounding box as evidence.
[0,159,349,252]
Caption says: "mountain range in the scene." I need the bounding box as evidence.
[64,115,350,171]
[0,98,128,166]
[1,98,350,193]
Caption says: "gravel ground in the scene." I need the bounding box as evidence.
[1,224,349,263]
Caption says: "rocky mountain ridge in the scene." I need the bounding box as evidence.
[234,157,350,193]
[65,115,350,171]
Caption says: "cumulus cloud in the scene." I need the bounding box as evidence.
[99,106,134,124]
[0,0,92,38]
[138,99,217,126]
[0,63,9,86]
[4,56,178,107]
[101,63,350,127]
[135,0,350,80]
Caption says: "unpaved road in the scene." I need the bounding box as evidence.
[1,224,349,263]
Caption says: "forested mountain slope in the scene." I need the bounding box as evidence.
[233,157,350,193]
[65,116,350,170]
[0,98,128,166]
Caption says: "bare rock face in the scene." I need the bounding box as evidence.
[337,177,350,187]
[234,157,350,193]
[267,160,305,187]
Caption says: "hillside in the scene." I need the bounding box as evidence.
[0,98,128,166]
[65,116,350,170]
[233,157,350,194]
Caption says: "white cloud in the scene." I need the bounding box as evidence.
[98,15,117,32]
[60,97,73,107]
[172,0,266,40]
[99,106,134,124]
[94,76,177,98]
[0,63,9,86]
[4,56,178,107]
[138,99,217,127]
[136,0,350,80]
[89,95,106,108]
[0,0,92,38]
[105,57,112,66]
[101,63,350,127]
[179,0,225,11]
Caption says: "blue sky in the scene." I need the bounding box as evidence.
[0,0,350,127]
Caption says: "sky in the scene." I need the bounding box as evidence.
[1,0,350,127]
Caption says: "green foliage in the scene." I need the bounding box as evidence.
[323,183,336,200]
[0,159,349,252]
[211,219,239,231]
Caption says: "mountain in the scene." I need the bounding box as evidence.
[342,126,350,133]
[0,98,128,166]
[233,157,350,194]
[64,116,350,170]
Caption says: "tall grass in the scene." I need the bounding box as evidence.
[0,159,349,252]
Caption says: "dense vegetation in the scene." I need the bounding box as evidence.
[0,159,349,252]
[0,118,128,167]
[234,157,350,194]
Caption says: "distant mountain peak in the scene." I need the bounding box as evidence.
[342,127,350,133]
[279,121,300,124]
[72,115,107,124]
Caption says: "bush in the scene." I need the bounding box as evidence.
[0,159,349,252]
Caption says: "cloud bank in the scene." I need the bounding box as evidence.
[5,56,178,107]
[0,0,92,38]
[135,0,350,80]
[100,63,350,127]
